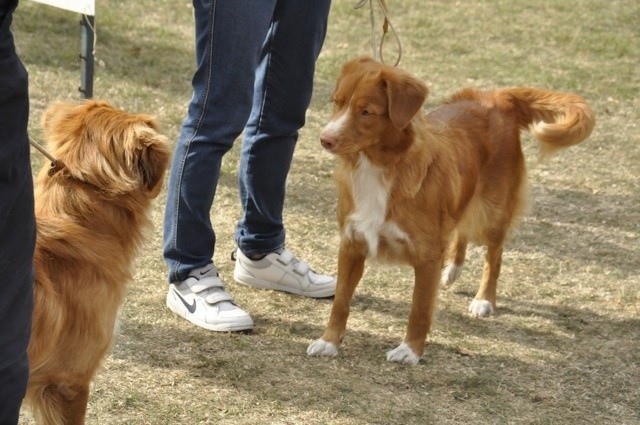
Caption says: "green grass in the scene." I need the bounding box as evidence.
[14,0,640,423]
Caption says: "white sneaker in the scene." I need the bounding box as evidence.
[233,249,336,298]
[166,265,253,332]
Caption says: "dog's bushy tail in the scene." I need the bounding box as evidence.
[499,87,596,157]
[26,375,89,425]
[26,379,66,425]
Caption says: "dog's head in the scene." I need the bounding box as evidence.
[42,100,170,198]
[320,57,428,156]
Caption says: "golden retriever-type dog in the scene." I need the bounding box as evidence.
[25,100,170,424]
[307,57,595,364]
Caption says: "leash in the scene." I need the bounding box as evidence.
[29,137,65,176]
[82,13,98,57]
[353,0,403,66]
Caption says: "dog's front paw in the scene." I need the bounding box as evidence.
[440,262,463,287]
[307,339,338,358]
[469,299,494,317]
[386,342,421,365]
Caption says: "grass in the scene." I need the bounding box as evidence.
[14,0,640,423]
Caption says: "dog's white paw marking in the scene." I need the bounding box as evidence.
[386,342,420,365]
[469,299,494,317]
[440,262,463,286]
[307,339,338,357]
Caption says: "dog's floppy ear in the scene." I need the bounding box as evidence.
[133,118,171,196]
[381,69,428,130]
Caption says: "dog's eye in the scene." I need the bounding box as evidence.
[362,109,371,116]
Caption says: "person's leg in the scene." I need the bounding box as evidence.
[0,1,36,422]
[232,0,336,299]
[164,0,277,282]
[235,0,332,256]
[164,0,284,331]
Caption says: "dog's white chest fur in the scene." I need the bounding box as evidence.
[344,154,409,257]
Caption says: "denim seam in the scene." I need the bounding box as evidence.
[170,0,217,282]
[238,20,275,256]
[255,21,274,135]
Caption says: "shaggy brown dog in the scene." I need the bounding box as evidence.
[308,57,595,364]
[25,100,170,424]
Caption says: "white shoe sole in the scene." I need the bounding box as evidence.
[234,271,335,298]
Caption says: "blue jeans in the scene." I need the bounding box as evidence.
[0,1,36,423]
[163,0,331,282]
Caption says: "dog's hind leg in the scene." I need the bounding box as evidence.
[469,241,503,317]
[440,231,467,287]
[60,383,90,425]
[308,245,366,358]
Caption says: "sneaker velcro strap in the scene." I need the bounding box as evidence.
[205,289,234,306]
[189,276,225,293]
[277,249,295,265]
[293,261,310,276]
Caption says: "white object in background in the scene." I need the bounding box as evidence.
[30,0,95,16]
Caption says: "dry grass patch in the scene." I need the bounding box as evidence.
[15,0,639,423]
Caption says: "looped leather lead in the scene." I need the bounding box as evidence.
[48,160,65,176]
[353,0,402,66]
[29,137,66,176]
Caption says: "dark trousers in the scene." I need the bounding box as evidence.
[0,0,36,423]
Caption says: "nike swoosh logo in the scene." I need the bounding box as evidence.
[172,289,196,313]
[199,268,213,276]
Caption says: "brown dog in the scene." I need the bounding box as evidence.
[307,57,595,364]
[25,100,170,424]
